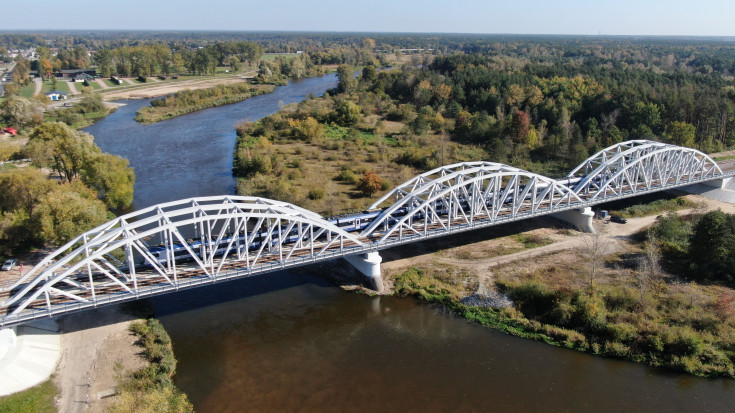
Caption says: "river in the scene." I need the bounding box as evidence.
[85,74,735,412]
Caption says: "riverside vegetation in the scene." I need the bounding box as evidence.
[229,45,735,377]
[108,319,193,413]
[391,208,735,378]
[135,83,275,124]
[234,34,735,213]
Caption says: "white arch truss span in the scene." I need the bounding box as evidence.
[1,196,364,324]
[2,140,733,328]
[361,162,584,243]
[567,140,724,201]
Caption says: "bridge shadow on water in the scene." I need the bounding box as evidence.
[149,269,331,318]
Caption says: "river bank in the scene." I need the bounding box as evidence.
[134,83,275,124]
[377,193,735,378]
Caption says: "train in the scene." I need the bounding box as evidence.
[140,176,591,268]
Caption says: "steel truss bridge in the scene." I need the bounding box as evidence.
[2,140,734,327]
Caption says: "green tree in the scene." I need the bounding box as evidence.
[28,122,100,183]
[93,48,114,77]
[1,95,38,130]
[361,65,377,83]
[0,168,55,216]
[333,100,362,126]
[689,210,728,266]
[35,184,110,245]
[336,65,356,94]
[83,153,136,210]
[663,121,696,147]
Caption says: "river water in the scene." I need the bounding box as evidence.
[85,74,735,412]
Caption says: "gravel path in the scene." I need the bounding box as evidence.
[54,306,140,413]
[33,78,42,96]
[94,79,108,89]
[66,81,79,95]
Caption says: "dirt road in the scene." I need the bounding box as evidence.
[100,76,249,100]
[54,306,144,413]
[382,193,735,281]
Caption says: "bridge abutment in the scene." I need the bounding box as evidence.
[680,177,735,204]
[552,207,595,233]
[0,327,17,348]
[344,252,384,293]
[700,177,733,189]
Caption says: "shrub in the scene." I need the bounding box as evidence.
[571,292,608,333]
[604,341,631,357]
[356,171,382,196]
[663,327,705,357]
[308,188,326,200]
[507,281,557,320]
[603,322,637,343]
[603,287,640,311]
[337,169,358,184]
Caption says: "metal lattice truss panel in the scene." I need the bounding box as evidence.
[361,162,584,243]
[568,140,724,201]
[1,196,363,324]
[2,140,732,328]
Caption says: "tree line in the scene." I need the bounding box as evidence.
[366,52,735,173]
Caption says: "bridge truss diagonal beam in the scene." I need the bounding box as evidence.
[568,140,724,201]
[1,196,364,326]
[2,140,734,328]
[361,162,584,243]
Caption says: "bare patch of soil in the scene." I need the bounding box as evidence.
[53,306,145,413]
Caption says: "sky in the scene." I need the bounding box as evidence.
[2,0,734,36]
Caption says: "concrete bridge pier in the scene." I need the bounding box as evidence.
[703,177,733,189]
[681,177,735,204]
[552,207,595,233]
[344,252,384,293]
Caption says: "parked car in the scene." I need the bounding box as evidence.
[2,258,17,271]
[610,215,628,224]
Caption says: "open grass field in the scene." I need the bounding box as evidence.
[18,83,35,98]
[41,80,70,94]
[102,78,118,87]
[80,80,101,91]
[0,379,58,413]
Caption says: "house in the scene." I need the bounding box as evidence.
[71,73,95,83]
[57,69,97,79]
[46,90,68,101]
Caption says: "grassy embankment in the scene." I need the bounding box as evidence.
[391,200,735,379]
[107,318,193,412]
[134,83,275,124]
[604,192,701,218]
[0,380,58,413]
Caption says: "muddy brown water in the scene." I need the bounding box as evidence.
[155,272,734,413]
[87,74,735,412]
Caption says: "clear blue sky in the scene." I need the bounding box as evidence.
[3,0,734,36]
